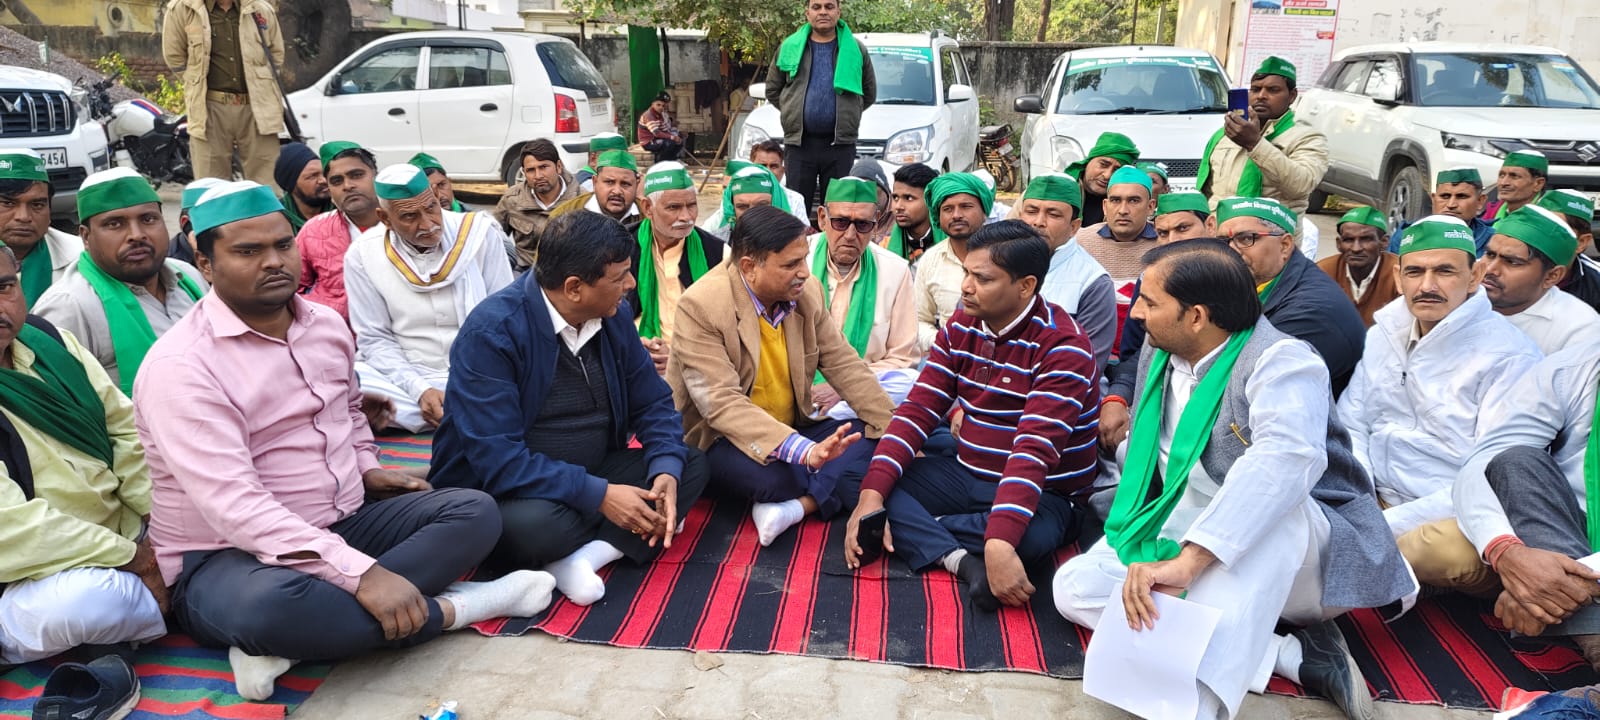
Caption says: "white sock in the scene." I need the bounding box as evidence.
[228,647,293,701]
[438,569,558,630]
[751,499,806,546]
[1273,633,1304,685]
[546,540,624,606]
[941,549,969,575]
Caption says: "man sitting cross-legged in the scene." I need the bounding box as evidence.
[345,164,514,432]
[671,204,893,546]
[628,162,726,376]
[430,211,709,606]
[136,181,554,701]
[1054,239,1414,720]
[845,220,1101,611]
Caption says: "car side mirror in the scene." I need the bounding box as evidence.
[748,82,767,99]
[1014,94,1044,114]
[947,84,974,102]
[1373,83,1403,106]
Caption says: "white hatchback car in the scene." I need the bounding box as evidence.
[1013,45,1231,191]
[1299,42,1600,226]
[737,31,979,174]
[287,31,616,185]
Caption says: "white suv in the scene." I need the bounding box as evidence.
[287,31,616,185]
[1013,46,1231,191]
[737,31,979,174]
[0,66,112,220]
[1300,42,1600,226]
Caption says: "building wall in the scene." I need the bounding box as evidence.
[959,40,1097,127]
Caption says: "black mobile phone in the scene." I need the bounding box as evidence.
[1228,88,1250,119]
[855,508,888,566]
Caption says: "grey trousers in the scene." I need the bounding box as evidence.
[1487,446,1600,635]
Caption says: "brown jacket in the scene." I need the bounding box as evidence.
[161,0,285,140]
[494,169,578,270]
[1317,251,1401,327]
[669,261,893,460]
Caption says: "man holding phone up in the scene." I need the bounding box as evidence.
[1197,57,1329,232]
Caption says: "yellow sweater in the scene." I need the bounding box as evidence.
[750,320,797,426]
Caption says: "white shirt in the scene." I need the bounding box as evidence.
[584,193,640,222]
[1505,286,1600,355]
[533,178,569,211]
[541,288,602,355]
[1346,264,1378,305]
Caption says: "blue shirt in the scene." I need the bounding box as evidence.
[803,39,838,137]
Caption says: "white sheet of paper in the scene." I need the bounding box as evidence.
[1083,583,1223,719]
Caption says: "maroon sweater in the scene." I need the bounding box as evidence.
[861,297,1101,546]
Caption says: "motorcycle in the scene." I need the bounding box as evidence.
[977,123,1018,193]
[84,77,194,187]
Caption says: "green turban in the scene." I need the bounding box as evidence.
[1064,132,1140,184]
[1396,215,1475,257]
[1337,206,1388,234]
[925,172,995,242]
[1022,173,1082,210]
[1215,196,1297,234]
[1253,56,1297,83]
[1497,205,1579,266]
[1155,192,1209,217]
[1503,150,1549,175]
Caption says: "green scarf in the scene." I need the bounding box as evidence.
[1197,110,1296,198]
[77,252,204,396]
[450,198,466,213]
[1587,375,1600,550]
[0,324,114,469]
[887,224,907,258]
[20,241,52,305]
[635,222,709,339]
[1104,326,1256,565]
[776,21,864,96]
[1256,273,1281,305]
[810,236,877,382]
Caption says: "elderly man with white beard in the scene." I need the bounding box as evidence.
[627,162,727,376]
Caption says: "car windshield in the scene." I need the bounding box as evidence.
[1054,56,1228,114]
[536,41,611,98]
[869,46,936,105]
[1410,53,1600,108]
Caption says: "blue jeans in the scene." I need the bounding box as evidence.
[883,455,1083,571]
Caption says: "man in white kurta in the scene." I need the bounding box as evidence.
[806,177,918,421]
[1481,205,1600,354]
[1336,216,1541,593]
[345,165,514,431]
[1054,239,1414,720]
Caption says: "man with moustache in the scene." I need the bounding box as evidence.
[298,141,382,320]
[886,162,937,262]
[343,165,514,432]
[551,150,645,224]
[1063,132,1140,227]
[698,165,795,241]
[1319,206,1400,327]
[275,142,332,233]
[1389,169,1494,255]
[0,150,81,305]
[1074,166,1159,354]
[496,139,578,271]
[1482,150,1549,221]
[628,163,726,376]
[1480,205,1600,354]
[913,172,993,353]
[1337,216,1540,594]
[34,168,208,394]
[1018,173,1115,375]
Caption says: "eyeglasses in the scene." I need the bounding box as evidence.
[1222,230,1284,248]
[824,211,877,235]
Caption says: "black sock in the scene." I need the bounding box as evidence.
[957,553,1000,612]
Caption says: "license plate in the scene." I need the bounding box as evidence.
[1167,182,1197,193]
[35,147,66,169]
[589,100,608,117]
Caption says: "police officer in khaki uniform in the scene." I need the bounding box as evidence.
[161,0,285,187]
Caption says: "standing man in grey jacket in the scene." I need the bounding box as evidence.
[764,0,876,219]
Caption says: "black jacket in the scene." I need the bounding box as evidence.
[623,222,727,321]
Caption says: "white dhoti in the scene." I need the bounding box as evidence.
[1054,497,1337,720]
[356,361,449,433]
[826,367,918,421]
[0,567,166,664]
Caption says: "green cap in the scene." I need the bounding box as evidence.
[374,164,432,201]
[1107,165,1153,193]
[642,161,693,195]
[1021,173,1082,210]
[1215,196,1297,234]
[1497,205,1579,266]
[595,149,638,173]
[319,141,363,169]
[1253,56,1297,83]
[0,150,48,183]
[408,152,446,174]
[77,167,161,221]
[1538,189,1595,224]
[181,177,227,211]
[1337,206,1388,234]
[1397,215,1476,257]
[190,181,286,235]
[825,177,879,205]
[728,171,776,197]
[1435,168,1482,188]
[1503,149,1549,174]
[1136,161,1168,180]
[589,132,628,153]
[1155,192,1209,217]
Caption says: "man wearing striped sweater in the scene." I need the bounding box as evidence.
[844,220,1101,611]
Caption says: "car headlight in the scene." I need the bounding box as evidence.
[1440,132,1514,159]
[885,126,933,165]
[1050,135,1085,171]
[738,125,770,160]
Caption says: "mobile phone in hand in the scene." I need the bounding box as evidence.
[856,509,888,566]
[1228,88,1250,120]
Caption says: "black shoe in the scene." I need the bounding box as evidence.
[31,654,139,720]
[1292,621,1376,720]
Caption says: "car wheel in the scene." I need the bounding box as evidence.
[1307,189,1330,215]
[504,159,524,188]
[1384,165,1428,229]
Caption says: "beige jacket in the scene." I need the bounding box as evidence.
[162,0,286,140]
[1201,121,1329,216]
[808,237,918,374]
[669,261,893,461]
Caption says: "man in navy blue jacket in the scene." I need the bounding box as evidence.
[430,210,709,607]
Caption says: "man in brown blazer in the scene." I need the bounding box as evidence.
[670,205,895,547]
[1317,206,1400,327]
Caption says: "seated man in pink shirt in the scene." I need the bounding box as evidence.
[133,181,556,701]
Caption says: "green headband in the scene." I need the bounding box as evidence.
[1337,206,1388,234]
[408,152,446,174]
[825,177,879,205]
[1108,165,1153,193]
[1215,196,1297,233]
[1436,168,1482,187]
[1503,150,1549,174]
[319,140,363,169]
[0,151,48,183]
[1022,173,1082,210]
[1155,192,1209,217]
[1397,215,1475,257]
[1497,205,1579,266]
[1538,189,1594,223]
[77,169,161,220]
[1254,55,1297,82]
[643,166,693,195]
[589,134,628,153]
[190,182,287,235]
[374,164,432,201]
[595,149,638,173]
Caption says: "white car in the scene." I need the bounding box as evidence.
[287,31,616,185]
[737,31,979,174]
[0,66,111,219]
[1299,42,1600,226]
[1013,46,1231,191]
